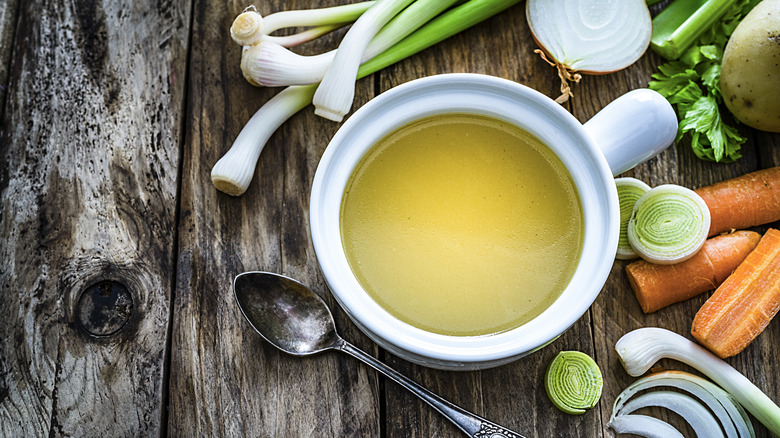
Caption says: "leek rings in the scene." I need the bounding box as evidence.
[545,351,602,415]
[627,184,711,264]
[616,178,651,260]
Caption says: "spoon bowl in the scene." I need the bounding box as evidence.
[233,271,525,438]
[234,271,340,355]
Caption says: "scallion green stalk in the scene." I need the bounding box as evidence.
[314,0,416,121]
[213,0,522,195]
[241,0,462,87]
[650,0,737,60]
[230,2,377,47]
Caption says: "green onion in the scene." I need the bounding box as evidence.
[616,327,780,436]
[627,184,711,264]
[544,351,602,415]
[313,0,417,121]
[615,178,651,260]
[242,0,462,87]
[230,3,376,47]
[212,0,521,195]
[650,0,737,60]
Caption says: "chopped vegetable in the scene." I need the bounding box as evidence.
[212,0,522,195]
[691,228,780,358]
[615,327,780,435]
[544,351,602,415]
[650,0,737,60]
[694,167,780,237]
[610,371,755,438]
[627,184,711,265]
[525,0,652,103]
[615,391,726,438]
[626,230,760,313]
[721,0,780,133]
[313,0,416,121]
[616,177,651,260]
[211,85,317,195]
[648,0,758,162]
[608,414,685,438]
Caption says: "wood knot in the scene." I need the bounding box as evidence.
[76,280,134,337]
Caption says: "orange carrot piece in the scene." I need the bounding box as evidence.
[626,231,760,313]
[695,167,780,237]
[691,228,780,358]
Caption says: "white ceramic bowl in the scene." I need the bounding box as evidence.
[310,74,676,370]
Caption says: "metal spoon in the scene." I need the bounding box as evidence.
[233,271,525,438]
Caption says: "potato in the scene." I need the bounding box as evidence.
[720,0,780,133]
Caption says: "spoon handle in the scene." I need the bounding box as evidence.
[338,340,525,438]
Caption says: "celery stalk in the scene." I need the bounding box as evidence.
[650,0,736,60]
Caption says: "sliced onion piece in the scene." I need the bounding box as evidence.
[608,414,685,438]
[611,371,755,438]
[615,177,651,260]
[627,184,711,264]
[615,391,725,438]
[526,0,652,103]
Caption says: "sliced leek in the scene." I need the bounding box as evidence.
[615,177,651,260]
[544,351,602,415]
[627,184,711,264]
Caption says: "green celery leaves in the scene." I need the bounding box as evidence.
[648,0,759,163]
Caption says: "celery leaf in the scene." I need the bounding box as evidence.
[647,0,758,162]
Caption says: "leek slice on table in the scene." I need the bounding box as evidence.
[544,351,602,415]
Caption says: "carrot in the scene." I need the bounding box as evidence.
[626,231,760,313]
[695,167,780,237]
[691,228,780,358]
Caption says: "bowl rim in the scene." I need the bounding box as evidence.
[310,73,619,364]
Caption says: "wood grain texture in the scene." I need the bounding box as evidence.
[0,0,190,436]
[168,0,380,436]
[0,0,18,118]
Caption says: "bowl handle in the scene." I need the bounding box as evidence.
[583,89,678,176]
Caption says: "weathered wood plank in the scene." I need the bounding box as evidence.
[0,0,190,436]
[375,5,601,437]
[0,0,18,117]
[168,0,380,435]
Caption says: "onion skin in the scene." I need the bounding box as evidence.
[526,0,652,102]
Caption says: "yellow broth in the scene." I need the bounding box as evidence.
[340,114,583,336]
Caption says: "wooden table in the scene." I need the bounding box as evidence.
[1,0,778,436]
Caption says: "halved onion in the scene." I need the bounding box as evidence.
[526,0,652,103]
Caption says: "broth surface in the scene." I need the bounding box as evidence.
[340,114,583,336]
